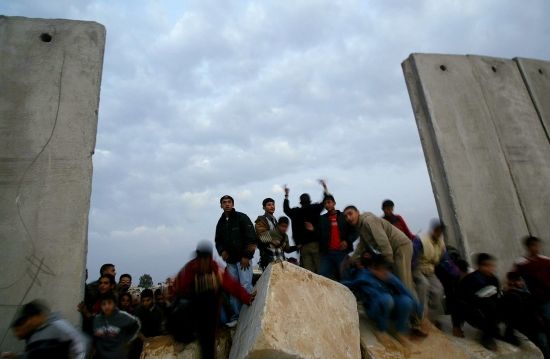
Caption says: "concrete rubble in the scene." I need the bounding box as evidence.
[229,262,361,359]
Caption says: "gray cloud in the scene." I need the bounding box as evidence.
[2,0,549,283]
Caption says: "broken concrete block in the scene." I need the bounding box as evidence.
[229,262,361,359]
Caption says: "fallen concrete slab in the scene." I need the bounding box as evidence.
[0,16,104,352]
[229,262,361,359]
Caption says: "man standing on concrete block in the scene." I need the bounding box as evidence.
[344,206,414,293]
[318,194,356,281]
[254,197,278,270]
[215,195,256,327]
[283,180,329,273]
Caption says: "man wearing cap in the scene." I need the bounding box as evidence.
[318,194,356,280]
[2,300,87,359]
[214,195,256,326]
[283,180,330,273]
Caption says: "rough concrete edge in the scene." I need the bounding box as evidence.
[401,53,466,256]
[514,57,550,144]
[228,262,274,359]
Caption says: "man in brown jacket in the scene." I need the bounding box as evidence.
[344,206,414,293]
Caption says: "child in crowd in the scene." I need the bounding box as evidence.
[93,292,140,359]
[342,255,422,346]
[257,216,297,265]
[502,272,549,357]
[455,253,501,351]
[135,289,164,338]
[119,292,135,314]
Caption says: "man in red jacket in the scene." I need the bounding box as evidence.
[174,241,255,359]
[381,199,415,240]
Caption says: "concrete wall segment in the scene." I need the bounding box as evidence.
[0,16,104,352]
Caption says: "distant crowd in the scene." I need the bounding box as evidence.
[2,180,549,359]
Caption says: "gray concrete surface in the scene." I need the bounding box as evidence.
[516,57,550,138]
[0,16,105,351]
[402,54,531,275]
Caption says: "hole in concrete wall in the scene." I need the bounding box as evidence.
[539,68,544,75]
[40,33,52,42]
[491,66,497,73]
[440,65,447,71]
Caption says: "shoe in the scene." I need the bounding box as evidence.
[410,327,428,338]
[452,326,465,338]
[480,336,497,351]
[225,319,238,328]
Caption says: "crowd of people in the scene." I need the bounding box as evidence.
[3,180,550,359]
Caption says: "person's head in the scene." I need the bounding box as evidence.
[430,219,446,240]
[367,255,391,281]
[476,253,496,276]
[262,198,275,215]
[100,263,116,277]
[196,240,214,273]
[299,193,311,207]
[456,259,469,275]
[98,274,116,294]
[119,292,133,310]
[11,300,49,340]
[381,199,394,217]
[119,274,132,291]
[277,216,290,233]
[140,289,154,309]
[343,206,360,226]
[506,271,525,290]
[220,195,234,213]
[99,292,117,316]
[154,288,165,304]
[324,195,336,212]
[523,236,541,257]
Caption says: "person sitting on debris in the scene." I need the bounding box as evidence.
[455,253,502,351]
[173,240,255,359]
[257,216,298,265]
[93,291,141,359]
[412,219,459,326]
[342,255,422,347]
[502,271,549,357]
[1,300,88,359]
[381,199,415,240]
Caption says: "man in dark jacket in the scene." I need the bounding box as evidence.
[214,195,256,326]
[283,180,329,273]
[455,253,501,351]
[318,194,356,280]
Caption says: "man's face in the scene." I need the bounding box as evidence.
[104,266,116,277]
[13,314,45,340]
[221,199,234,212]
[382,206,393,217]
[120,295,132,309]
[528,242,541,256]
[344,209,359,226]
[278,223,289,234]
[324,199,336,212]
[432,228,443,240]
[508,278,525,290]
[141,297,153,309]
[264,202,275,215]
[101,300,116,316]
[98,278,113,294]
[479,260,496,276]
[155,293,165,304]
[119,276,131,290]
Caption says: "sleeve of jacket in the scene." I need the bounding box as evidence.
[254,216,269,236]
[351,236,367,261]
[240,214,257,259]
[221,270,252,304]
[369,218,394,263]
[412,237,423,270]
[283,198,294,217]
[120,311,141,343]
[396,215,415,240]
[214,218,224,256]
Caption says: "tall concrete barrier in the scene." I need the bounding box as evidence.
[0,16,105,351]
[402,53,550,274]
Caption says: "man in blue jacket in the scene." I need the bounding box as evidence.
[342,255,422,345]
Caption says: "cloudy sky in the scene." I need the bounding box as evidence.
[2,0,549,284]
